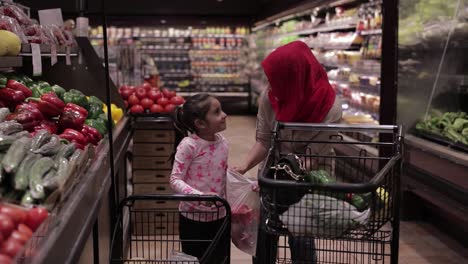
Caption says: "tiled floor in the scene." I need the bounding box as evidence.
[224,115,468,264]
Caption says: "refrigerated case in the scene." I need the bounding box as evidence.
[250,0,397,129]
[397,0,468,244]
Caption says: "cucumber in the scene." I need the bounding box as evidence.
[30,130,51,152]
[11,131,30,139]
[0,135,16,151]
[20,191,35,207]
[29,157,54,199]
[42,168,58,191]
[55,143,76,160]
[0,121,23,135]
[33,135,61,156]
[2,137,32,173]
[14,153,40,191]
[0,108,10,122]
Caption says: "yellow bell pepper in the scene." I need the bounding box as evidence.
[111,103,123,122]
[102,103,108,114]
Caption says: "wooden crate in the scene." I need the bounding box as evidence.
[133,130,175,143]
[133,170,171,183]
[133,143,173,157]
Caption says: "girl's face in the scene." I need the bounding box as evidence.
[201,97,227,134]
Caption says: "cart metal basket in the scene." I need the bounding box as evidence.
[110,195,231,264]
[258,122,403,264]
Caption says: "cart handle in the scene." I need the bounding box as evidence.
[258,154,401,193]
[274,122,401,133]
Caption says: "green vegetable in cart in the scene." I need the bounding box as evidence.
[63,89,89,110]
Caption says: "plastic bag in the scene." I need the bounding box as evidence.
[0,15,27,42]
[0,4,32,26]
[280,194,370,238]
[168,250,199,263]
[226,169,259,256]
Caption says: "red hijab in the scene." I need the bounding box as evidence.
[262,41,336,123]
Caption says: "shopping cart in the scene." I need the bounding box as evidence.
[110,194,231,264]
[258,122,403,264]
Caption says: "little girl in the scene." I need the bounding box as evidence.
[169,93,229,263]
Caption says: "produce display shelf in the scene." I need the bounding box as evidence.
[20,43,79,54]
[414,130,468,153]
[190,48,243,51]
[0,56,23,68]
[192,34,247,38]
[140,48,191,52]
[154,59,190,62]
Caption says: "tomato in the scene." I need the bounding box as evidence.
[135,87,147,99]
[140,98,154,110]
[164,104,176,113]
[0,254,12,264]
[150,104,164,113]
[147,89,162,101]
[9,231,29,245]
[0,214,14,238]
[17,224,33,238]
[156,97,169,107]
[127,86,135,93]
[162,88,175,99]
[24,207,48,232]
[130,104,144,114]
[0,205,27,226]
[142,82,152,92]
[127,94,139,106]
[170,95,185,105]
[119,88,132,100]
[0,239,23,258]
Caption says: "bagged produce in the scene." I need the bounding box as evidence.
[280,194,370,238]
[226,169,259,256]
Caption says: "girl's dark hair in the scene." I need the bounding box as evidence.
[173,93,213,136]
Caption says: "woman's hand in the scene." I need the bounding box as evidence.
[251,182,260,192]
[202,192,221,207]
[231,165,247,175]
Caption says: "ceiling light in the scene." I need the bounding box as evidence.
[160,19,166,24]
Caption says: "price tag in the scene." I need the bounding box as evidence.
[51,44,58,66]
[65,46,71,65]
[31,43,42,76]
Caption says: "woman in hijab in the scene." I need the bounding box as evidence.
[234,41,342,264]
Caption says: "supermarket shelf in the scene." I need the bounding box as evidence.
[192,34,247,38]
[190,48,243,51]
[20,43,79,55]
[359,29,382,35]
[140,48,191,52]
[265,23,357,40]
[154,59,190,63]
[0,56,23,68]
[177,91,249,97]
[158,70,191,74]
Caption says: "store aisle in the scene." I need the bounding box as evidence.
[224,116,468,264]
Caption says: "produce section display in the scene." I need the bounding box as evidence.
[416,111,468,149]
[251,0,382,125]
[118,82,185,114]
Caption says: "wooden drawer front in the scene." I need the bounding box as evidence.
[134,130,174,143]
[134,200,179,210]
[133,183,173,195]
[133,157,172,169]
[132,221,179,236]
[133,170,171,183]
[133,143,173,157]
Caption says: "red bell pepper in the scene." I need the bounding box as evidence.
[27,92,65,117]
[15,103,45,121]
[33,120,58,135]
[59,128,88,145]
[6,80,33,98]
[58,103,87,131]
[81,125,102,145]
[5,112,41,132]
[64,103,88,116]
[0,88,26,105]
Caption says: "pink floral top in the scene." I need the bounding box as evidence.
[170,133,228,221]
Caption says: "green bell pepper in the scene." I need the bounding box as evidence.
[88,103,104,119]
[98,112,115,128]
[36,81,51,89]
[85,118,108,136]
[0,74,6,88]
[31,85,53,98]
[51,85,66,100]
[63,89,89,110]
[88,95,104,106]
